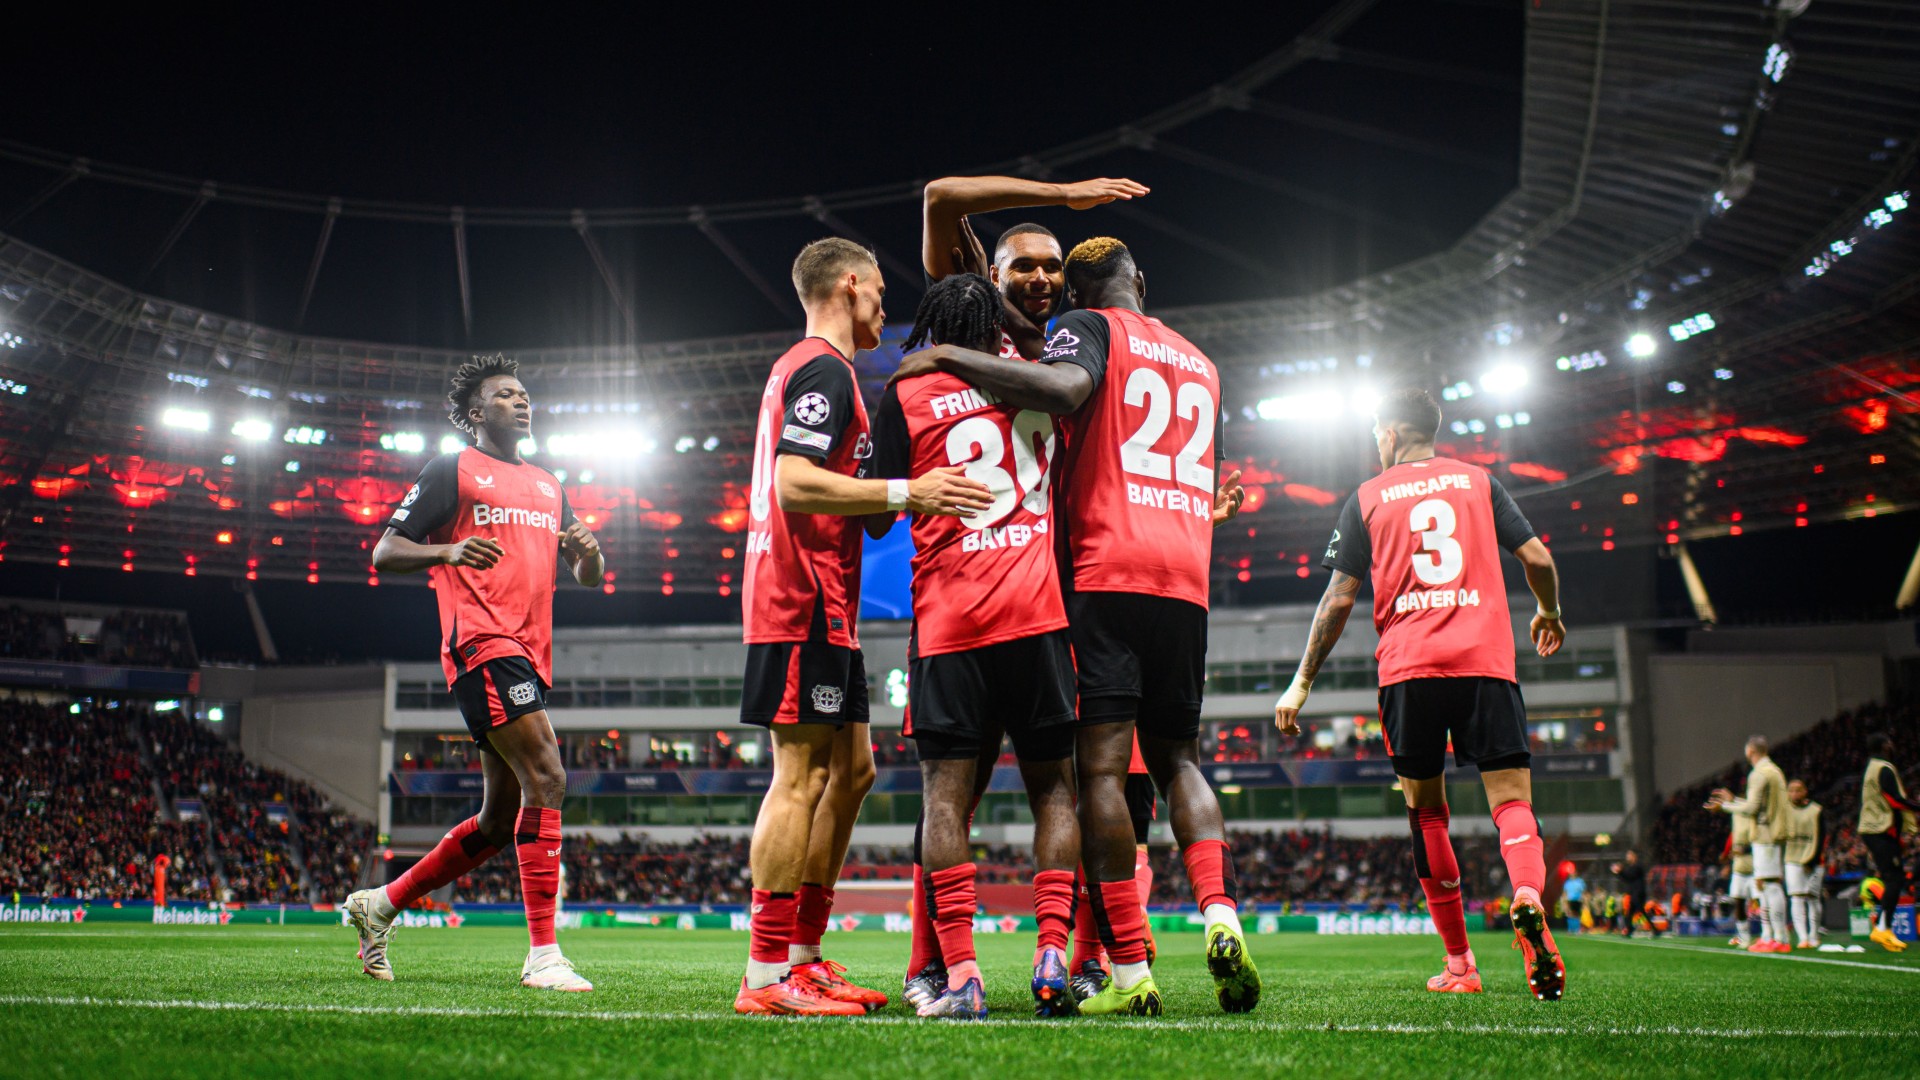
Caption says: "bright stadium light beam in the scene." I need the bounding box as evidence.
[440,435,467,455]
[162,407,211,432]
[1349,387,1382,418]
[231,418,273,442]
[1255,389,1344,422]
[1479,364,1528,395]
[1625,333,1658,359]
[544,429,657,457]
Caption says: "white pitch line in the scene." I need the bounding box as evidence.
[1576,934,1920,974]
[0,994,1914,1039]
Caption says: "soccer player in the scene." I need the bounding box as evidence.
[1782,779,1825,949]
[901,173,1147,1008]
[1723,810,1757,948]
[1274,386,1569,1001]
[1858,731,1917,952]
[867,273,1082,1019]
[346,353,603,992]
[894,237,1253,1017]
[735,237,994,1015]
[1708,736,1791,953]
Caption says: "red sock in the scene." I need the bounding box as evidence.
[749,888,796,966]
[1033,869,1074,954]
[1090,878,1149,964]
[1492,799,1546,895]
[387,816,501,909]
[1134,848,1156,957]
[1181,838,1237,912]
[513,806,562,948]
[928,863,978,966]
[794,882,833,949]
[1070,868,1104,968]
[1408,805,1471,956]
[909,863,941,972]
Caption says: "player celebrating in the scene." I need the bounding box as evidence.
[346,353,603,992]
[735,238,992,1015]
[1782,779,1825,948]
[1274,386,1569,1001]
[867,273,1082,1019]
[1858,731,1917,952]
[895,237,1252,1017]
[1707,737,1791,953]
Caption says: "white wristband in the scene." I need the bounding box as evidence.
[1277,675,1312,712]
[1537,606,1561,620]
[886,479,908,512]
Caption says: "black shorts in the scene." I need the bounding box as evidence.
[450,655,549,754]
[909,630,1075,762]
[741,641,870,727]
[1126,772,1157,845]
[1067,590,1207,741]
[1378,676,1530,780]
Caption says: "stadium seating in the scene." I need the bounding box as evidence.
[0,604,196,668]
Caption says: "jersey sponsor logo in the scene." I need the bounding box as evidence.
[928,387,1000,419]
[471,502,561,531]
[1377,472,1472,503]
[1393,588,1481,615]
[537,480,556,498]
[793,392,832,426]
[852,432,872,460]
[1041,327,1080,359]
[960,519,1046,553]
[1125,334,1209,375]
[1126,481,1212,519]
[1325,528,1340,559]
[391,508,411,522]
[401,484,421,507]
[782,424,831,452]
[475,474,495,488]
[810,685,844,714]
[507,680,538,707]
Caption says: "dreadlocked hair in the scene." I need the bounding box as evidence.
[1064,236,1134,295]
[446,353,520,435]
[901,273,1003,354]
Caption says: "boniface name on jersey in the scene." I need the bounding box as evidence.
[471,502,560,531]
[1125,334,1210,376]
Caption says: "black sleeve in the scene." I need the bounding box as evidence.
[1322,493,1371,579]
[1879,765,1920,812]
[557,488,582,549]
[869,382,912,481]
[777,355,860,462]
[1488,476,1538,552]
[1215,397,1228,463]
[387,453,460,542]
[1039,309,1111,392]
[1811,809,1827,864]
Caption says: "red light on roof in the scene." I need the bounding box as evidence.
[1295,565,1309,578]
[59,544,70,554]
[1236,570,1251,583]
[721,547,737,560]
[1729,525,1743,536]
[1666,533,1678,544]
[1865,508,1878,518]
[306,573,319,584]
[1621,493,1639,505]
[271,536,284,545]
[1795,517,1808,527]
[245,570,257,580]
[661,584,674,596]
[1594,721,1606,732]
[1280,482,1336,507]
[1871,454,1886,465]
[1813,465,1824,474]
[718,585,732,597]
[1795,503,1806,513]
[57,558,69,567]
[601,583,615,595]
[367,576,379,586]
[1730,511,1742,522]
[1570,501,1581,511]
[1601,540,1615,551]
[121,562,133,572]
[185,567,196,577]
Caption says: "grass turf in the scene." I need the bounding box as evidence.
[2,925,1916,1078]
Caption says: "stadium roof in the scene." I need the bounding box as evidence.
[1,0,1916,612]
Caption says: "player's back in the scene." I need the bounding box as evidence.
[1752,758,1790,843]
[881,371,1066,656]
[1351,457,1519,685]
[1052,307,1220,608]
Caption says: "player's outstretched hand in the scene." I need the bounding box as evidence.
[560,520,600,561]
[1061,177,1150,210]
[1707,788,1734,809]
[888,349,943,387]
[1530,613,1565,657]
[1212,467,1246,527]
[444,536,504,570]
[1274,702,1301,737]
[908,465,995,518]
[949,216,989,279]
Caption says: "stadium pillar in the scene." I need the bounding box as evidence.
[1673,543,1717,625]
[1896,537,1920,613]
[239,581,279,663]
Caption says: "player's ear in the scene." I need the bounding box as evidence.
[1134,269,1147,305]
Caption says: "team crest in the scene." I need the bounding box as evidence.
[537,480,556,498]
[507,681,538,707]
[794,392,832,426]
[810,685,844,715]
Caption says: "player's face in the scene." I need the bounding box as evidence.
[850,265,886,351]
[1789,780,1808,806]
[473,375,531,436]
[992,234,1065,322]
[1371,421,1395,471]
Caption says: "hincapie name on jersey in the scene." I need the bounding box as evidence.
[1126,335,1209,375]
[1393,587,1483,615]
[471,502,560,531]
[1377,473,1473,503]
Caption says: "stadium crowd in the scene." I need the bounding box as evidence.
[0,605,197,668]
[0,697,372,904]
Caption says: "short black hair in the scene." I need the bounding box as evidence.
[1063,236,1135,296]
[902,273,1002,355]
[1376,386,1441,441]
[994,223,1059,262]
[1868,731,1894,758]
[447,353,520,435]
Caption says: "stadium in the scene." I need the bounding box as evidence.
[3,0,1918,1074]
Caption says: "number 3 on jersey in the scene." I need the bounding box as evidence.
[945,410,1054,529]
[1119,368,1214,491]
[1409,497,1464,585]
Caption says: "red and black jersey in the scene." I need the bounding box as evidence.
[387,446,579,688]
[1042,307,1225,609]
[742,338,872,648]
[1322,457,1537,685]
[869,369,1067,657]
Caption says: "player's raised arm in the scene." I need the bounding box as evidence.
[922,175,1149,279]
[775,454,990,518]
[1274,570,1363,736]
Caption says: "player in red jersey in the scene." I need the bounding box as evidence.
[1274,386,1569,1001]
[895,237,1252,1017]
[345,353,603,992]
[735,238,993,1016]
[900,173,1147,1009]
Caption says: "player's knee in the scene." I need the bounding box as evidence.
[835,755,877,803]
[475,810,515,848]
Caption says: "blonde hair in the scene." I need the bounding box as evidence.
[791,237,876,303]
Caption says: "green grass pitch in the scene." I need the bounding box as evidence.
[2,926,1916,1078]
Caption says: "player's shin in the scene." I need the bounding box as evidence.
[791,882,833,965]
[513,806,563,951]
[928,863,982,990]
[747,889,798,989]
[1033,869,1075,958]
[1491,799,1547,897]
[1409,805,1472,957]
[1181,838,1242,934]
[385,815,502,911]
[1071,868,1105,970]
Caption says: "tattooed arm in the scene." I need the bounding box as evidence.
[1274,569,1363,736]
